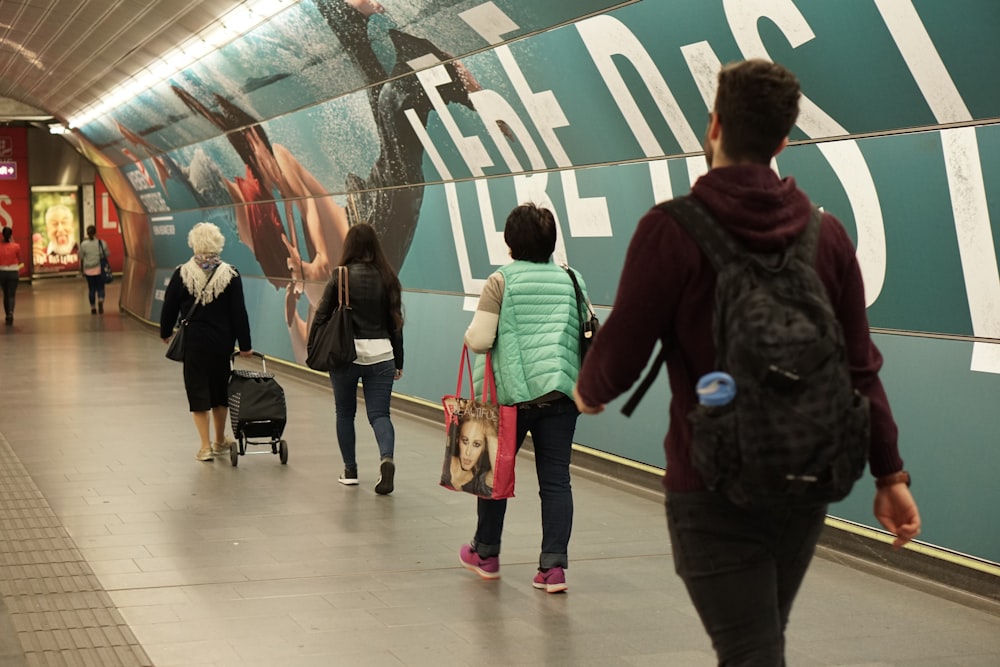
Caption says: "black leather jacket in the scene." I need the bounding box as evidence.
[315,263,403,369]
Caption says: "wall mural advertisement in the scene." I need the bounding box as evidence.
[74,0,1000,561]
[30,187,80,276]
[0,127,31,278]
[83,0,1000,369]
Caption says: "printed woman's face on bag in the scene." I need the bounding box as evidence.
[458,419,489,471]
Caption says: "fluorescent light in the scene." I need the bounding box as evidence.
[204,23,238,48]
[179,38,212,61]
[163,50,193,73]
[223,7,257,34]
[75,2,280,129]
[148,58,177,82]
[249,0,289,20]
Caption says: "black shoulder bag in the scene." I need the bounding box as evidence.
[563,266,600,360]
[98,241,113,284]
[306,265,357,371]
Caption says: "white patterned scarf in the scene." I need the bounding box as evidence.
[179,257,238,305]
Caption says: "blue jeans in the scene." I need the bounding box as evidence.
[84,274,105,305]
[329,359,396,467]
[472,395,579,570]
[666,491,828,666]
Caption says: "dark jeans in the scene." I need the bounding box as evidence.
[666,491,828,667]
[84,274,105,305]
[472,396,579,570]
[0,270,17,317]
[329,359,396,466]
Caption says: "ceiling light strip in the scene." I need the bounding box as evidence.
[68,1,294,128]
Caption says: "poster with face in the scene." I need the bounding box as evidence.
[31,187,80,275]
[441,396,501,499]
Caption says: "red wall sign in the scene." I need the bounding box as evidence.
[0,128,31,278]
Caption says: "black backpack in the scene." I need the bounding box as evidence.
[624,196,870,508]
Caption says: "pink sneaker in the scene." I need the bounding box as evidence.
[459,544,500,580]
[532,567,567,593]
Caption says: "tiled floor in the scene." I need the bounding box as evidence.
[0,278,998,666]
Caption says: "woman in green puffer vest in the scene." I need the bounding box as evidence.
[458,202,595,594]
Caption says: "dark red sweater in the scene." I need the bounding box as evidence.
[575,165,903,492]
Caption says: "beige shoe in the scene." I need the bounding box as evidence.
[211,439,236,455]
[196,447,214,461]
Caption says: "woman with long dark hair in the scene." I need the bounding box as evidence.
[314,223,403,494]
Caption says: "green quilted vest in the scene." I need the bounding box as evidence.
[476,261,582,405]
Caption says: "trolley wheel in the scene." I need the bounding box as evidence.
[230,439,239,467]
[279,439,288,465]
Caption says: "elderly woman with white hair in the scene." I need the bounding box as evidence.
[160,222,254,461]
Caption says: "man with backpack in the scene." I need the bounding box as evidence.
[573,59,921,665]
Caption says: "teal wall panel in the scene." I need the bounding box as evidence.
[830,334,1000,561]
[75,0,1000,566]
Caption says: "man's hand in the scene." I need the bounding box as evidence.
[573,386,605,415]
[873,483,921,550]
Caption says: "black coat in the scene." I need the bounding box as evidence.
[159,263,252,355]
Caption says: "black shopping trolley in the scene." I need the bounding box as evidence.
[227,351,288,466]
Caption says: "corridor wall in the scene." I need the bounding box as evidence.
[65,0,1000,566]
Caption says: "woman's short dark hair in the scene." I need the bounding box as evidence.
[1,227,11,242]
[86,225,97,238]
[504,203,556,263]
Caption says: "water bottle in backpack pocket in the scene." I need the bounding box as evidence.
[689,373,740,491]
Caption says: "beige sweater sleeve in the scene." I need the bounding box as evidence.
[464,272,505,354]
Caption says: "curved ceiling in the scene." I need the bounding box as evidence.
[0,0,249,124]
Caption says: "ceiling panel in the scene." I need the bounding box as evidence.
[0,0,251,123]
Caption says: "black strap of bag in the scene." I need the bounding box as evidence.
[563,266,598,357]
[178,265,220,325]
[563,266,588,325]
[337,264,349,310]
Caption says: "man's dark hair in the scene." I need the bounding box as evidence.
[504,203,556,263]
[715,59,801,164]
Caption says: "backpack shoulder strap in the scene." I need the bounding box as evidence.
[790,205,823,264]
[656,195,743,271]
[621,344,666,417]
